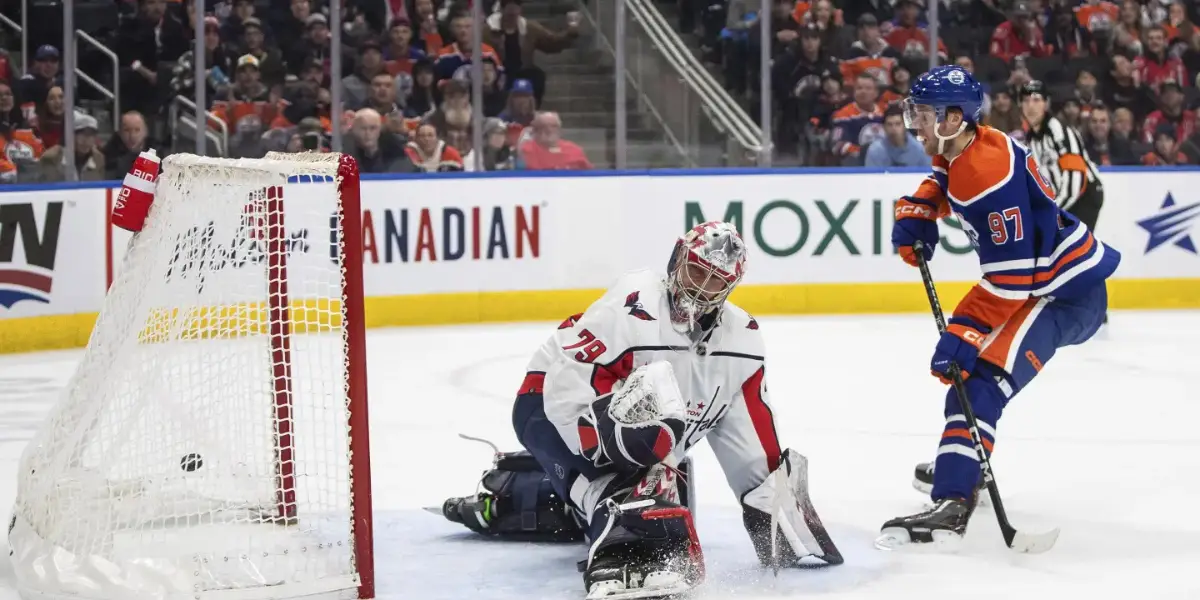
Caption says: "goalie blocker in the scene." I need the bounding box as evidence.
[440,221,841,599]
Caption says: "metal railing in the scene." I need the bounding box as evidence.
[582,0,764,167]
[0,12,24,76]
[75,30,119,131]
[169,95,228,157]
[0,16,119,131]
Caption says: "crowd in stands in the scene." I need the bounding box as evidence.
[0,0,592,182]
[4,0,1200,179]
[680,0,1200,166]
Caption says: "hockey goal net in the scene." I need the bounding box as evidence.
[9,152,374,599]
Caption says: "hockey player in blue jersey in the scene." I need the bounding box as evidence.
[880,65,1121,546]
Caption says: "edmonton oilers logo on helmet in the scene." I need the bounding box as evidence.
[0,202,63,309]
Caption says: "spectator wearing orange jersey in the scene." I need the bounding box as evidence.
[212,55,277,158]
[384,18,428,77]
[436,11,503,82]
[1075,0,1120,33]
[0,127,44,182]
[517,112,591,170]
[830,73,886,165]
[406,122,464,172]
[38,113,105,182]
[841,14,901,87]
[411,0,445,56]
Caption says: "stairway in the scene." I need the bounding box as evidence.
[516,0,681,169]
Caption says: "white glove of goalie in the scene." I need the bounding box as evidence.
[741,449,843,568]
[586,361,688,471]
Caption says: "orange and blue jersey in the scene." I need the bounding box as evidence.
[908,125,1120,337]
[434,43,502,82]
[830,101,885,157]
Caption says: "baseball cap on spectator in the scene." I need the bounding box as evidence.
[390,16,411,29]
[243,17,264,32]
[484,117,506,134]
[1012,2,1033,16]
[857,13,879,28]
[799,23,821,39]
[237,54,261,70]
[511,78,534,95]
[306,14,329,29]
[74,113,99,133]
[35,45,59,61]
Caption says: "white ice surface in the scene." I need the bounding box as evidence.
[0,311,1197,599]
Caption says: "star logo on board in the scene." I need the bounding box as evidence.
[1136,193,1200,255]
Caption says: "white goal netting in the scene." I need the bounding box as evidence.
[9,153,371,600]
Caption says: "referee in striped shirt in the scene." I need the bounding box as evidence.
[1018,80,1105,231]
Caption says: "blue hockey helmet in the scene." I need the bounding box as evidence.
[903,65,985,129]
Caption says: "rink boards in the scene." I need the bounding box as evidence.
[1,168,1198,353]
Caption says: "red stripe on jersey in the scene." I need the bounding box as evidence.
[742,367,781,473]
[591,352,635,396]
[518,372,545,395]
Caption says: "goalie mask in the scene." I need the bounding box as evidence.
[666,221,747,331]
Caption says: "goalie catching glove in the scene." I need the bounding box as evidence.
[582,362,688,472]
[741,449,843,567]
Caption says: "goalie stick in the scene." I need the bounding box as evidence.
[910,241,1059,554]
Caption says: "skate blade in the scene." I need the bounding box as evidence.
[422,506,443,516]
[874,527,964,553]
[585,581,692,600]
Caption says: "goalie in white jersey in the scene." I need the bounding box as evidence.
[439,221,842,600]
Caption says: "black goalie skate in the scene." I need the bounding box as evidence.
[912,462,989,507]
[875,496,976,550]
[582,463,703,600]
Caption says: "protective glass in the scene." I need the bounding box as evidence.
[901,97,937,130]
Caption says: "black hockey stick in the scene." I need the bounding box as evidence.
[912,241,1059,554]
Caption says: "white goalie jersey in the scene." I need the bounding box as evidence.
[525,269,783,499]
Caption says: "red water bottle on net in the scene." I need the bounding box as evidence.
[112,148,160,233]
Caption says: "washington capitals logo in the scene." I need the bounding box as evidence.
[1137,193,1200,255]
[624,291,656,321]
